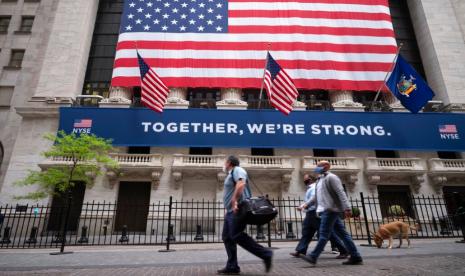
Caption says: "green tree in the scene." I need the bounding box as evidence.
[16,131,118,200]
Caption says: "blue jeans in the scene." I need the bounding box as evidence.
[296,211,348,255]
[309,211,361,260]
[222,211,272,270]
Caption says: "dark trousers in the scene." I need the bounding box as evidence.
[222,211,272,270]
[309,211,361,259]
[295,210,348,255]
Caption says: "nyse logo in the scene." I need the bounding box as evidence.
[72,119,92,134]
[439,124,460,140]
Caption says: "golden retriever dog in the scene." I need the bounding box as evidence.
[372,221,417,249]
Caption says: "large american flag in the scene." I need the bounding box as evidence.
[111,0,397,91]
[137,52,170,112]
[264,52,298,115]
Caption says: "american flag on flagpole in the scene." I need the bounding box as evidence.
[263,52,299,115]
[137,52,170,113]
[111,0,397,91]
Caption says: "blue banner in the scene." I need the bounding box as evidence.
[59,107,465,151]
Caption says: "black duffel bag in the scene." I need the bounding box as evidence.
[238,196,278,225]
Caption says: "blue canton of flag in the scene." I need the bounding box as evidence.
[121,0,228,33]
[385,54,434,113]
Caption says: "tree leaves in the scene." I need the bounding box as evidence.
[15,131,118,200]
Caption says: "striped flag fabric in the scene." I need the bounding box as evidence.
[263,53,299,115]
[112,0,397,91]
[137,52,170,113]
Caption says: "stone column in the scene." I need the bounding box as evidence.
[216,88,248,110]
[99,86,132,108]
[329,90,365,112]
[30,0,99,102]
[165,87,189,109]
[408,0,465,104]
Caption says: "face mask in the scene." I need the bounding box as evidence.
[314,166,325,174]
[304,179,311,185]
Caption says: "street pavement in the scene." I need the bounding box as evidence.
[0,239,464,275]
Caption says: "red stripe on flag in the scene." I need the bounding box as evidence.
[117,41,397,54]
[229,10,392,22]
[228,0,389,5]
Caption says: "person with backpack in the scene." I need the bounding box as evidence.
[301,161,363,266]
[218,155,273,275]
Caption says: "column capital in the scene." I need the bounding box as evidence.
[385,92,408,112]
[99,86,132,108]
[292,100,307,111]
[165,87,189,109]
[217,88,248,110]
[329,90,365,112]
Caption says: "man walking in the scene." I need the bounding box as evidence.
[291,174,348,258]
[218,155,273,275]
[302,161,363,266]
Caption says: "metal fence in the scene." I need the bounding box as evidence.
[0,193,464,249]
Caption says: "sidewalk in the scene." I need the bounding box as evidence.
[0,239,464,275]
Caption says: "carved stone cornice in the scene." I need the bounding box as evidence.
[172,171,183,190]
[292,100,307,111]
[216,98,248,109]
[282,174,292,192]
[99,97,132,104]
[15,106,60,118]
[430,175,447,193]
[447,103,465,113]
[165,96,189,109]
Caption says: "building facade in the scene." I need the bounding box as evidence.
[1,0,465,219]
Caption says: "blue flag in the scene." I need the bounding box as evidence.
[386,55,435,113]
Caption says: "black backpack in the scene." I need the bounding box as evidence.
[231,168,278,225]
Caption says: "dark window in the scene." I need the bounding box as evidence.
[251,148,274,156]
[188,88,220,108]
[313,149,336,157]
[127,146,150,154]
[353,91,377,105]
[8,49,25,68]
[437,151,461,159]
[18,16,34,32]
[389,0,426,78]
[83,0,124,95]
[189,147,212,155]
[1,0,18,3]
[443,186,465,215]
[0,16,11,33]
[132,87,142,107]
[47,182,86,232]
[375,150,399,158]
[378,185,415,218]
[243,89,272,109]
[299,90,332,111]
[115,182,151,232]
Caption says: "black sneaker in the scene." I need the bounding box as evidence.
[342,257,363,265]
[301,255,317,266]
[217,267,240,275]
[264,253,273,273]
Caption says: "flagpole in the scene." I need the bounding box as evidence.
[258,43,271,109]
[370,43,403,111]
